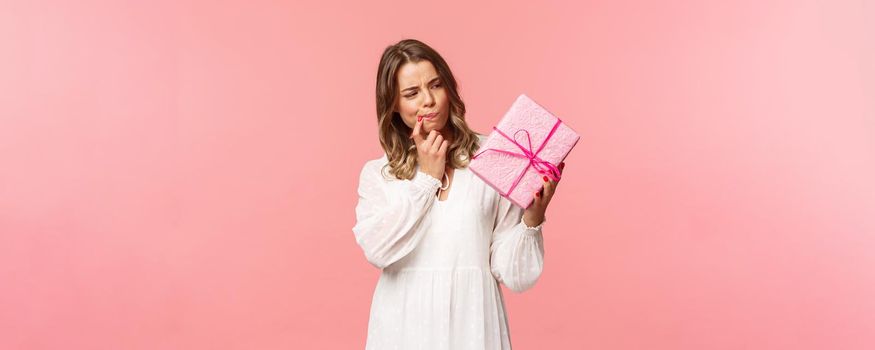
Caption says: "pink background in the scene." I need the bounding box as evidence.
[2,0,874,349]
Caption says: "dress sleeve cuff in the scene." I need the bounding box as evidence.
[412,170,442,191]
[521,216,545,231]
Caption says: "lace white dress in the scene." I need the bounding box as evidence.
[352,136,546,349]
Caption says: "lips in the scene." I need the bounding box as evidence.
[419,112,438,120]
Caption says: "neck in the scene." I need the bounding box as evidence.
[438,125,456,145]
[440,127,456,170]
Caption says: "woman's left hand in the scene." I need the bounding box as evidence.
[522,161,565,227]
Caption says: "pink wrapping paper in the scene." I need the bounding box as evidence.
[469,94,580,209]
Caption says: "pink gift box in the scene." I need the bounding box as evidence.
[469,94,580,209]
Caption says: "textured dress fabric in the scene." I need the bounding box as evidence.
[352,136,546,350]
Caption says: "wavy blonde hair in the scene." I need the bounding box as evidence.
[375,39,482,180]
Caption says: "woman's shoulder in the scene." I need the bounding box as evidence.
[361,153,388,170]
[475,132,487,144]
[367,153,389,164]
[359,154,393,181]
[472,132,488,154]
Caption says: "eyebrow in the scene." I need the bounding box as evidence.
[401,77,441,92]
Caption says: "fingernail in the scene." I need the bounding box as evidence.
[543,176,548,182]
[535,191,540,197]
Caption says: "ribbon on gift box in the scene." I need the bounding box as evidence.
[472,118,563,197]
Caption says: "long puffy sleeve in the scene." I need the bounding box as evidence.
[352,160,442,269]
[489,194,546,293]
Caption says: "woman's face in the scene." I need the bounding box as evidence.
[394,60,450,134]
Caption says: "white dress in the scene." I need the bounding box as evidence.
[352,136,547,350]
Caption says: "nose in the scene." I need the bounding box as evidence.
[422,88,435,107]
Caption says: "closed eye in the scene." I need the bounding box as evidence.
[404,83,442,98]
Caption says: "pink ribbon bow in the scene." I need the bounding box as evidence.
[472,118,563,196]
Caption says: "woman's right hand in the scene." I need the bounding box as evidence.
[409,117,449,181]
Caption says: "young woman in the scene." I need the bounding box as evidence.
[352,38,565,349]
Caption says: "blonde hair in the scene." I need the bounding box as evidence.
[375,39,481,180]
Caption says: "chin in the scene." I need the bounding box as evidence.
[433,121,449,132]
